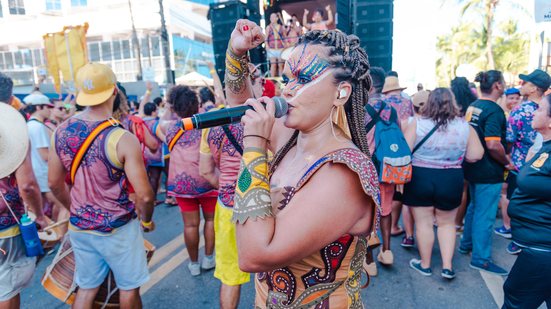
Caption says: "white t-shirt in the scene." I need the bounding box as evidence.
[27,118,51,192]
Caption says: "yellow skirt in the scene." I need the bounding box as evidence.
[213,199,250,286]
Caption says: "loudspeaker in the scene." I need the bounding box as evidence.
[209,1,249,82]
[209,0,266,84]
[337,0,393,72]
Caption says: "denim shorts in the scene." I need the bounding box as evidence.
[69,219,149,290]
[0,234,36,301]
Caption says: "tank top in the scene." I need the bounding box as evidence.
[165,120,217,198]
[205,124,243,208]
[0,174,23,236]
[143,116,164,166]
[55,117,135,233]
[255,148,380,308]
[413,117,470,169]
[266,24,285,49]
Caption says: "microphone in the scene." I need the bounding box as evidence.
[180,97,288,131]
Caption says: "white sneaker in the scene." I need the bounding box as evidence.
[201,255,216,270]
[188,262,201,276]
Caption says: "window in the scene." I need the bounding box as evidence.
[45,0,61,11]
[5,53,14,70]
[71,0,86,7]
[112,41,122,60]
[88,43,100,61]
[151,36,161,57]
[9,0,25,15]
[0,1,3,18]
[141,38,150,58]
[21,50,32,67]
[122,40,132,59]
[14,51,22,68]
[0,53,4,70]
[101,42,112,61]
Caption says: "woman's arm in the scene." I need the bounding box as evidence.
[403,117,417,150]
[303,9,310,30]
[465,126,484,163]
[325,5,334,26]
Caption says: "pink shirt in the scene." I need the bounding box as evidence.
[55,118,135,233]
[165,120,217,198]
[201,124,243,208]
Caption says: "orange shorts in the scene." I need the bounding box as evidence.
[379,183,395,217]
[176,197,217,213]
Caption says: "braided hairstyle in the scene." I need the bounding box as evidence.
[270,30,372,173]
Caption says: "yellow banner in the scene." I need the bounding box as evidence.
[43,23,89,93]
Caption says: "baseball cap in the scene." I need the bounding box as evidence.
[519,69,551,90]
[23,92,54,106]
[505,88,520,96]
[412,90,430,108]
[75,63,117,106]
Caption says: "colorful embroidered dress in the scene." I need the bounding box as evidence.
[256,148,380,308]
[506,101,539,171]
[165,120,217,198]
[0,175,23,236]
[55,118,135,233]
[143,116,164,167]
[202,124,244,207]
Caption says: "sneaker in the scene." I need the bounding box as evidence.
[201,255,216,270]
[188,262,201,276]
[458,246,471,254]
[469,261,508,276]
[400,236,415,248]
[409,259,432,276]
[363,260,378,277]
[441,269,456,280]
[506,242,522,255]
[494,226,512,239]
[377,250,394,266]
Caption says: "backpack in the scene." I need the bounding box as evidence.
[366,103,412,184]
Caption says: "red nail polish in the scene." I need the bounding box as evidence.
[243,25,249,31]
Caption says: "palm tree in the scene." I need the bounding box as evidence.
[460,0,500,69]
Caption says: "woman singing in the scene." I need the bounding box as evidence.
[224,20,379,308]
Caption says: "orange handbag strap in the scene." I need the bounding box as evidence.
[168,128,184,152]
[69,119,120,184]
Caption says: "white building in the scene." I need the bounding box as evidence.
[0,0,214,87]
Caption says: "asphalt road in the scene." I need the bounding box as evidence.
[21,197,520,309]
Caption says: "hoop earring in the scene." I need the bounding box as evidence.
[330,106,347,142]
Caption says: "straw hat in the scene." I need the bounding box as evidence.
[382,76,407,94]
[0,103,29,179]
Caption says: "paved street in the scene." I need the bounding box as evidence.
[22,197,519,309]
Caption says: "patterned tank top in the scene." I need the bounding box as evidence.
[143,117,164,166]
[205,124,243,208]
[256,148,381,309]
[55,118,135,233]
[413,117,470,169]
[165,120,217,198]
[0,174,23,234]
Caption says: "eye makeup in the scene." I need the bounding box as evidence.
[284,45,331,92]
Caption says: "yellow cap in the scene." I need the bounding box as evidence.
[75,63,117,106]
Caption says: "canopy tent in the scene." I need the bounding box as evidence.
[175,72,213,87]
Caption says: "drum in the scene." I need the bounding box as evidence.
[280,47,294,61]
[38,217,66,250]
[42,235,155,308]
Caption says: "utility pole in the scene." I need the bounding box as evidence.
[128,0,143,80]
[159,0,173,84]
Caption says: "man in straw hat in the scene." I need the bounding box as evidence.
[48,63,155,308]
[0,97,47,307]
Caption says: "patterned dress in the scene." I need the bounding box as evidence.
[256,148,381,308]
[165,120,217,198]
[55,118,135,233]
[506,101,539,171]
[203,124,244,208]
[0,175,23,234]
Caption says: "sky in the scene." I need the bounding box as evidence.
[392,0,551,94]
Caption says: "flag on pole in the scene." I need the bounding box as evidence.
[43,23,89,94]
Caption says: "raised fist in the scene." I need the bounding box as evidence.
[325,5,331,11]
[304,9,309,15]
[229,19,265,56]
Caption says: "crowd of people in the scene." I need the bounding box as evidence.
[0,17,550,309]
